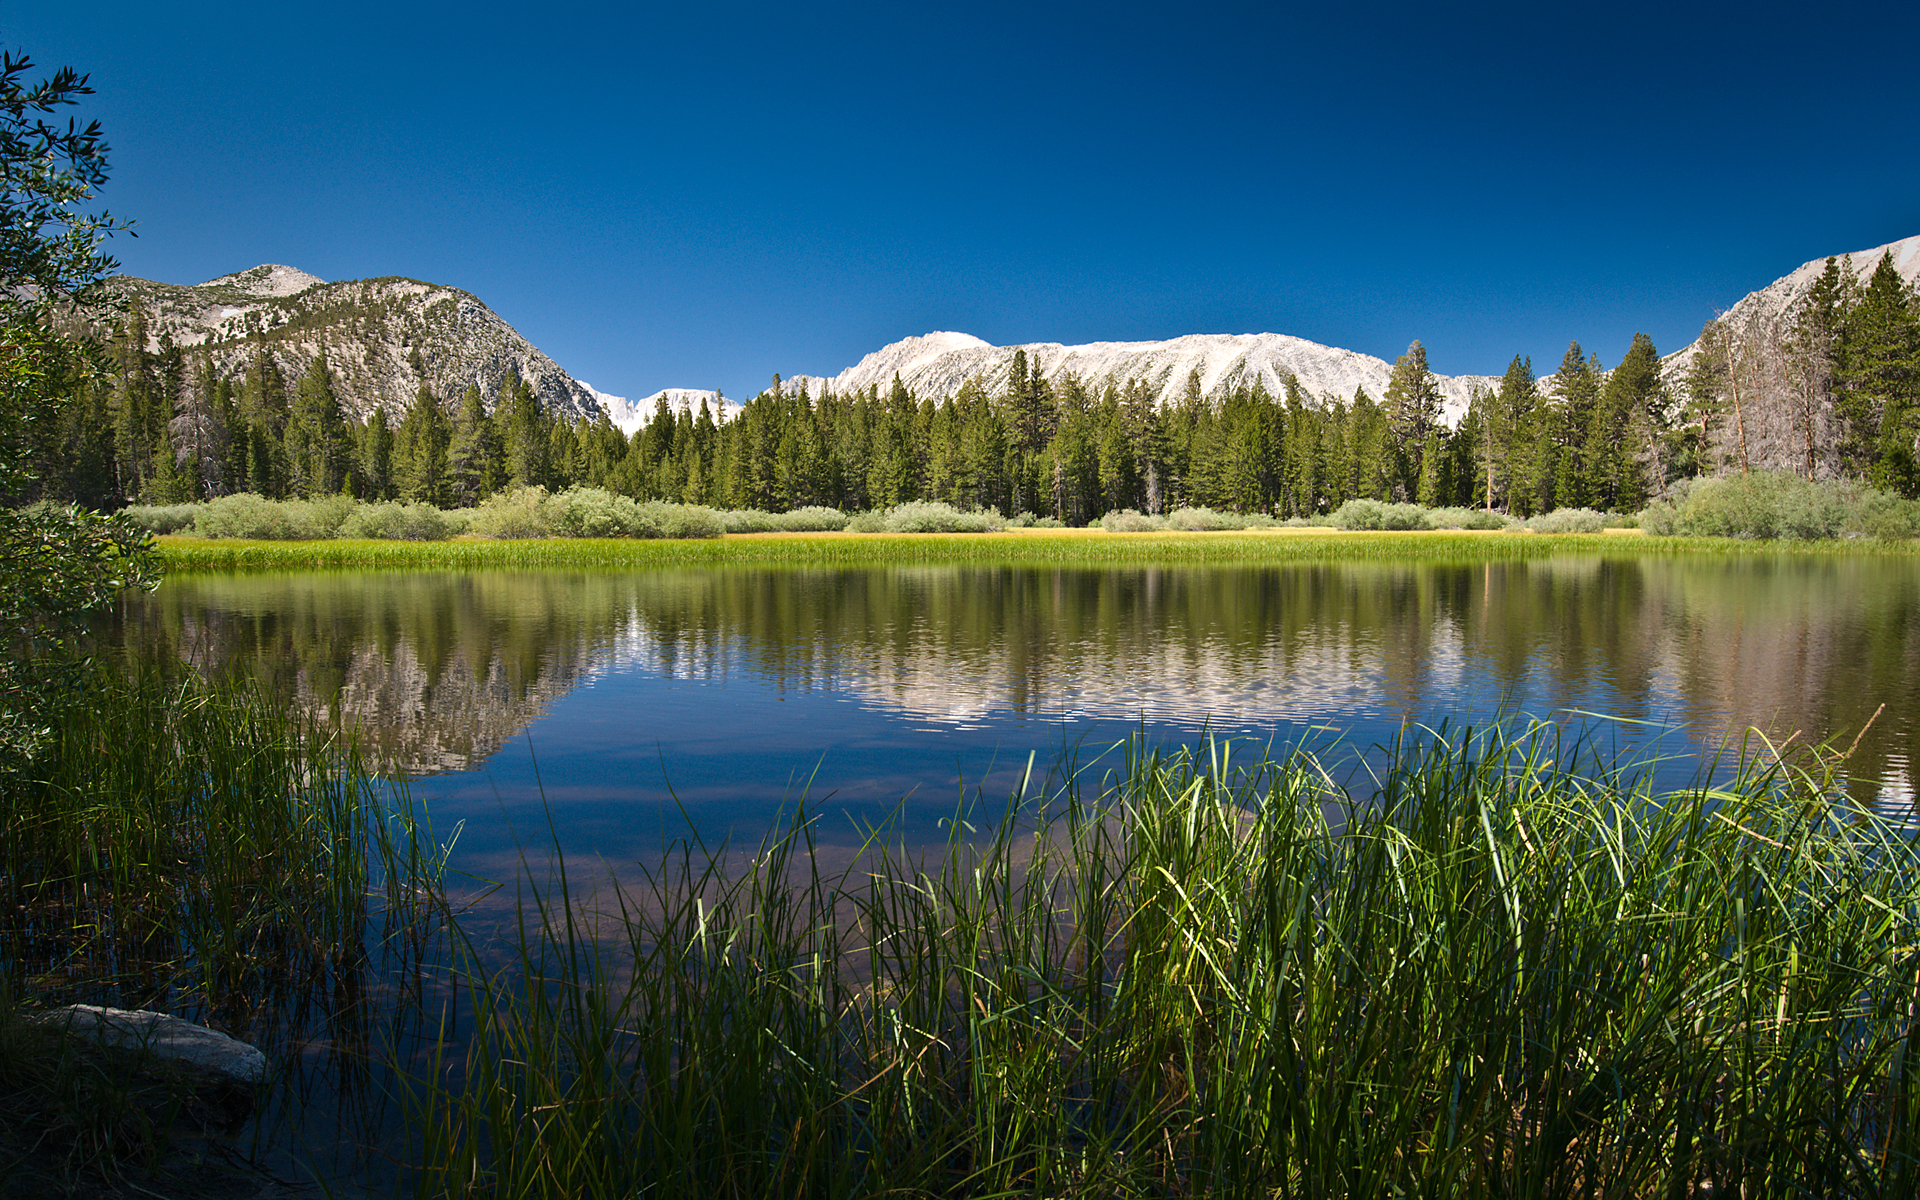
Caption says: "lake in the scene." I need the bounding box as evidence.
[107,550,1919,877]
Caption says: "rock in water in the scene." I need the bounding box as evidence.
[37,1004,267,1088]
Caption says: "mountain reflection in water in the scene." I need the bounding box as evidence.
[106,555,1918,818]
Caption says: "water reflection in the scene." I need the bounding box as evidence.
[108,555,1918,811]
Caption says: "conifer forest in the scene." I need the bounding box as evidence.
[18,251,1920,523]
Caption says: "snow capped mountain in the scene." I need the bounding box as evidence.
[790,330,1501,426]
[1665,233,1920,374]
[587,385,740,436]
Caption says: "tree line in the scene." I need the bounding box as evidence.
[19,251,1919,520]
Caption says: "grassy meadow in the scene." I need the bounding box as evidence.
[151,523,1920,574]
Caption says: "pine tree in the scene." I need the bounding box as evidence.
[1585,333,1659,510]
[1550,343,1600,508]
[284,352,348,497]
[499,374,551,489]
[1841,252,1919,495]
[448,385,502,504]
[1348,387,1390,500]
[1383,340,1442,500]
[395,385,451,504]
[360,407,395,500]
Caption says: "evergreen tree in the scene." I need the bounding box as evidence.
[1841,252,1919,495]
[1488,356,1537,511]
[1550,343,1600,508]
[499,373,551,489]
[1347,387,1390,500]
[448,384,503,503]
[359,407,395,500]
[1586,333,1660,510]
[394,384,451,505]
[284,352,348,497]
[238,350,290,495]
[1383,340,1442,500]
[109,307,158,502]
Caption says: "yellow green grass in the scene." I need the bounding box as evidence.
[153,527,1918,573]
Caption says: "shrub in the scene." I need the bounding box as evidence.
[1640,472,1920,540]
[845,510,887,532]
[119,503,201,535]
[631,501,724,539]
[878,501,1005,534]
[1029,515,1064,529]
[337,501,460,541]
[1330,499,1427,531]
[465,486,562,538]
[721,509,780,533]
[553,487,645,538]
[194,493,355,540]
[776,506,850,532]
[1424,506,1514,531]
[1166,507,1246,531]
[1525,507,1608,534]
[1100,509,1164,533]
[724,506,851,532]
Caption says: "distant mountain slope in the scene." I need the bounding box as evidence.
[108,264,603,422]
[588,384,741,436]
[789,330,1502,425]
[1665,233,1920,373]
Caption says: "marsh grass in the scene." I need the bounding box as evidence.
[396,722,1920,1197]
[153,527,1919,574]
[0,660,442,1192]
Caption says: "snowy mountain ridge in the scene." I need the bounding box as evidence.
[786,330,1502,426]
[1665,233,1920,374]
[588,384,741,436]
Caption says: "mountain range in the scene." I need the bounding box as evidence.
[114,233,1920,434]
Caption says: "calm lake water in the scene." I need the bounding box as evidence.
[106,552,1919,874]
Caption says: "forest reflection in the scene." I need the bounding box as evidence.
[107,556,1917,807]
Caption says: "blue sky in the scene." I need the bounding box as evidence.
[14,1,1919,402]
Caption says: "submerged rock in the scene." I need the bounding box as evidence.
[35,1004,266,1091]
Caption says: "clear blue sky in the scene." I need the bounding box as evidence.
[13,2,1919,402]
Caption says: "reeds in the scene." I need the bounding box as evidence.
[398,723,1920,1197]
[0,661,437,1037]
[0,660,446,1188]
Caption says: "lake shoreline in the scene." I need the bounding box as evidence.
[151,526,1918,573]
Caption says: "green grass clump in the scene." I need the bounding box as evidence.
[399,723,1920,1197]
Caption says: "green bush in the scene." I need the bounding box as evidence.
[1165,506,1247,531]
[1425,506,1513,531]
[720,508,780,533]
[1640,472,1920,540]
[876,501,1005,534]
[1330,499,1427,530]
[723,506,851,533]
[464,486,562,538]
[1099,509,1164,532]
[631,501,724,539]
[553,487,646,537]
[194,493,356,540]
[118,503,200,535]
[337,501,461,541]
[1525,507,1608,534]
[777,506,851,532]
